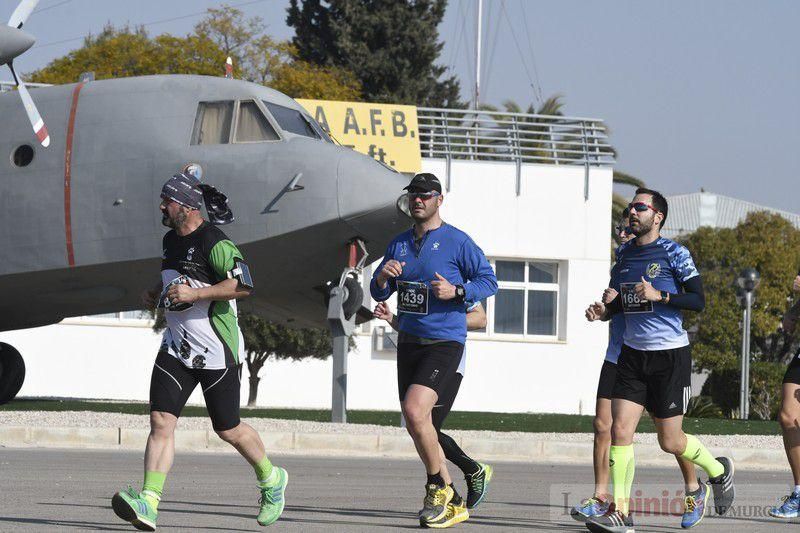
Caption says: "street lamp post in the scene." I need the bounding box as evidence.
[736,268,760,420]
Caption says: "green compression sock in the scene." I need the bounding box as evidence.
[609,445,635,515]
[254,455,276,485]
[681,434,724,478]
[142,471,166,510]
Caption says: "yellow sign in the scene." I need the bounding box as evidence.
[297,99,422,173]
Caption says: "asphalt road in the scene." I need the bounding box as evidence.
[0,448,795,532]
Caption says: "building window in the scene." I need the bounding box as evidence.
[65,311,153,327]
[475,259,561,340]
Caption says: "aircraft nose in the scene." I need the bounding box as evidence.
[0,26,36,65]
[336,150,411,245]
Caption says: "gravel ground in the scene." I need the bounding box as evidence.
[0,410,783,449]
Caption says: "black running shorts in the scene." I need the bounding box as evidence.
[397,341,463,402]
[596,360,618,400]
[612,344,692,419]
[432,373,463,431]
[150,351,242,431]
[783,353,800,385]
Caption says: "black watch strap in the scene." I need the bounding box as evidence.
[455,285,466,303]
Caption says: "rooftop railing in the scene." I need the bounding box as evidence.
[416,107,615,196]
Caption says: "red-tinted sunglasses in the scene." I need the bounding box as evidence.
[628,201,658,213]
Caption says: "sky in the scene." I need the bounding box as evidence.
[4,0,799,211]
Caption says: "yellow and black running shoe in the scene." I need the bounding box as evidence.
[426,496,469,529]
[419,484,454,525]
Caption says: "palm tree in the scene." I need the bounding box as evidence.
[499,96,644,238]
[611,169,644,227]
[425,94,644,238]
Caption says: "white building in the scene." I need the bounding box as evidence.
[2,108,615,415]
[663,190,800,239]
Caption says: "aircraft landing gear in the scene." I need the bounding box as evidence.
[0,343,25,405]
[327,238,368,423]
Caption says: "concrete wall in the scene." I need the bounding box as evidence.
[4,159,613,414]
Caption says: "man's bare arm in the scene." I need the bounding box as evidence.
[142,281,164,309]
[466,303,486,331]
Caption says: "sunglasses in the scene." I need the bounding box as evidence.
[628,201,658,213]
[407,191,441,200]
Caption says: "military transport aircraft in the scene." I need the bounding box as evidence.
[0,0,410,403]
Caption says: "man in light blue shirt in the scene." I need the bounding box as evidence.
[584,188,734,533]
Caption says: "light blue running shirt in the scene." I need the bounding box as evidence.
[612,237,699,351]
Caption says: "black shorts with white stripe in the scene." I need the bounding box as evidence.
[612,344,692,419]
[150,351,242,431]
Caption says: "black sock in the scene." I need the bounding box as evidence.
[427,472,445,488]
[439,432,481,476]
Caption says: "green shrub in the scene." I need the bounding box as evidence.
[685,395,724,418]
[702,362,784,419]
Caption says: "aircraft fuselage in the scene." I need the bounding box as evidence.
[0,75,408,330]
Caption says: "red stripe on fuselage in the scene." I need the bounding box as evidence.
[64,82,85,267]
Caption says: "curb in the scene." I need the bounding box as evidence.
[0,426,787,470]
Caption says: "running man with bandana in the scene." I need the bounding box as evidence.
[111,172,288,531]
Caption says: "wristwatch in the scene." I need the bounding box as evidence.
[455,285,466,303]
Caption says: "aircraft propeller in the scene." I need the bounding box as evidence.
[1,0,50,147]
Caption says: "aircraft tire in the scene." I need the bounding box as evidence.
[0,343,25,405]
[341,276,363,321]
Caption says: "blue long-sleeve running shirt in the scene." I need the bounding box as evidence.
[370,223,497,344]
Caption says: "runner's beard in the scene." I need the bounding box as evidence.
[162,209,188,229]
[632,217,653,236]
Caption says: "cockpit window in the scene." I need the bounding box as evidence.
[263,101,320,139]
[191,101,233,145]
[307,116,334,143]
[235,101,280,142]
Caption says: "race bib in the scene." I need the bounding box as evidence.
[157,275,194,312]
[620,282,652,313]
[397,281,429,315]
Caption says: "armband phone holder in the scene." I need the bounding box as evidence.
[228,261,254,289]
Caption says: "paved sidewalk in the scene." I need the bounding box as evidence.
[0,410,788,470]
[0,449,793,532]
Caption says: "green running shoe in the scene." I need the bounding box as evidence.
[465,463,493,509]
[257,467,289,526]
[111,486,158,531]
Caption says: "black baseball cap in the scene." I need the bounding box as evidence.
[403,172,442,194]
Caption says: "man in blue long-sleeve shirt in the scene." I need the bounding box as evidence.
[371,173,497,529]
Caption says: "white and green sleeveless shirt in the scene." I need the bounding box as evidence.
[158,221,245,369]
